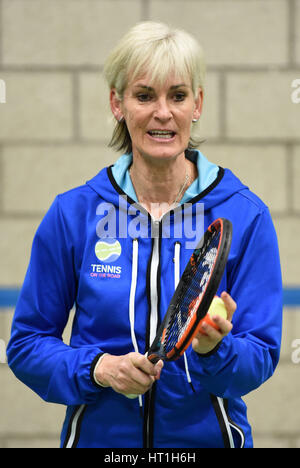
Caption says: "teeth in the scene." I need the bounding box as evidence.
[149,130,174,139]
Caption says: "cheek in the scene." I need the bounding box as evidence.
[178,115,193,138]
[124,121,145,148]
[177,107,194,129]
[122,111,137,133]
[126,113,149,139]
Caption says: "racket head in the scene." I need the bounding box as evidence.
[148,217,232,363]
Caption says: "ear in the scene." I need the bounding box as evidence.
[110,89,124,122]
[193,88,204,121]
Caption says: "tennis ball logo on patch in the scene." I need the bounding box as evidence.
[95,238,122,263]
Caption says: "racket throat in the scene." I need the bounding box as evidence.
[147,353,163,364]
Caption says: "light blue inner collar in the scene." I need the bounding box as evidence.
[111,150,219,203]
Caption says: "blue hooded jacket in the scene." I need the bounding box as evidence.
[7,150,282,448]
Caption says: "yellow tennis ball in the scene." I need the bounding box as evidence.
[199,296,227,334]
[208,296,227,320]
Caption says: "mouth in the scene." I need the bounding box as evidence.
[147,130,176,141]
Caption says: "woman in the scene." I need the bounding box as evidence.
[7,22,282,448]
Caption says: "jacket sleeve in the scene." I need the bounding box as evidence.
[7,196,104,406]
[188,207,283,398]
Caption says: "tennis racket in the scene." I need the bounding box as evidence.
[126,218,232,398]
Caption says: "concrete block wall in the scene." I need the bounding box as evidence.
[0,0,299,448]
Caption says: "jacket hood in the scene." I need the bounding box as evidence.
[86,152,250,212]
[196,167,250,210]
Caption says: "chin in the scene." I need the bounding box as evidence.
[138,144,187,162]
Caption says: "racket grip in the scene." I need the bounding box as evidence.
[147,354,161,364]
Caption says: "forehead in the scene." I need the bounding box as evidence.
[127,72,192,91]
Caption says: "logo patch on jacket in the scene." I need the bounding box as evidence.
[90,238,122,279]
[95,238,122,263]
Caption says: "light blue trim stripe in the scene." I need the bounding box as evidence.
[0,287,300,308]
[0,288,20,308]
[283,288,300,307]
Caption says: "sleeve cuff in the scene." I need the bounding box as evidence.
[90,352,109,388]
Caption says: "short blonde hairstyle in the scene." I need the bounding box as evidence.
[104,22,206,154]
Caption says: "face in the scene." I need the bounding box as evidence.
[110,74,203,162]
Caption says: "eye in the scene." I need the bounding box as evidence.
[173,92,186,102]
[137,93,152,102]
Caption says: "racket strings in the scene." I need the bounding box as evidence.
[163,230,220,354]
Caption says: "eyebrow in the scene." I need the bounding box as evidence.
[133,84,189,91]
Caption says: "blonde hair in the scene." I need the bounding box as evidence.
[104,22,206,153]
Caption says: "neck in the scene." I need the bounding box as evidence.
[129,151,196,218]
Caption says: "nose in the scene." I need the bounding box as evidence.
[153,97,172,121]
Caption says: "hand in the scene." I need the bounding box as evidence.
[95,352,163,396]
[192,292,236,355]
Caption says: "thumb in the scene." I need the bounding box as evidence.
[220,291,236,322]
[154,360,164,380]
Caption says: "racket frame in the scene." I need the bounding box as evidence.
[147,217,232,363]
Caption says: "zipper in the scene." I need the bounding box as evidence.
[216,397,235,448]
[149,220,160,345]
[210,395,239,448]
[223,399,245,448]
[63,404,86,448]
[143,218,161,448]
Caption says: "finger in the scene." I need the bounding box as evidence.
[192,326,221,354]
[220,291,237,322]
[129,366,156,389]
[112,369,155,396]
[131,359,163,386]
[125,358,164,392]
[154,360,164,380]
[201,321,224,340]
[154,359,164,374]
[211,314,233,335]
[111,354,155,393]
[130,353,163,377]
